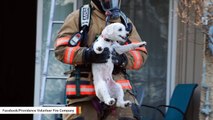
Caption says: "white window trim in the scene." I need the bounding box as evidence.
[34,0,79,120]
[166,0,178,105]
[34,0,43,119]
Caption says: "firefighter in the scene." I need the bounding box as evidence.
[54,0,148,120]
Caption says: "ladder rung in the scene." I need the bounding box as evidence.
[52,21,64,24]
[42,104,66,107]
[49,48,54,51]
[46,76,67,79]
[44,48,54,51]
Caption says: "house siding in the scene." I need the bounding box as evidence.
[176,20,203,120]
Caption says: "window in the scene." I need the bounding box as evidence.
[35,0,77,120]
[121,0,169,119]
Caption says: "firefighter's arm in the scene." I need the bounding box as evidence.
[113,22,148,70]
[125,23,148,70]
[54,10,110,65]
[54,10,86,65]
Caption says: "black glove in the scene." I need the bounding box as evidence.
[83,47,110,64]
[112,51,128,75]
[111,51,128,68]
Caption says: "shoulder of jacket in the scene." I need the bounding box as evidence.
[69,9,80,17]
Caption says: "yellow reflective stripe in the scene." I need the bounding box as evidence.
[64,46,80,64]
[81,88,95,92]
[116,80,132,89]
[66,88,75,91]
[64,48,73,64]
[66,88,95,93]
[66,80,132,96]
[55,36,70,47]
[66,85,96,95]
[129,50,143,69]
[118,82,132,89]
[135,46,147,54]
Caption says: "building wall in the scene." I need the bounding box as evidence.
[176,20,203,120]
[175,1,213,120]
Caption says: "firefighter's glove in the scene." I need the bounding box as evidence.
[83,47,110,64]
[112,51,128,68]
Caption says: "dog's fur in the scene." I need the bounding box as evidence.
[92,23,146,108]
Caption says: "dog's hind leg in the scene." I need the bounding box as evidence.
[93,76,115,106]
[109,80,131,108]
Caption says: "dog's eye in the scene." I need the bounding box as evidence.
[118,28,122,31]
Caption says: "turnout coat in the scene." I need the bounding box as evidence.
[54,1,148,105]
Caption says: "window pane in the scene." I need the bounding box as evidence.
[42,114,55,120]
[54,1,74,21]
[42,0,75,106]
[40,2,76,119]
[121,0,169,119]
[44,79,66,104]
[50,24,64,49]
[47,51,70,76]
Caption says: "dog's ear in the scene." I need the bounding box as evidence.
[103,25,114,37]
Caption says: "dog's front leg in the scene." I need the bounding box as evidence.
[112,41,147,55]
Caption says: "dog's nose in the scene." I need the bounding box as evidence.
[97,47,103,51]
[126,31,130,36]
[126,33,129,37]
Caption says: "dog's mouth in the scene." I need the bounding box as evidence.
[119,35,132,44]
[119,35,127,40]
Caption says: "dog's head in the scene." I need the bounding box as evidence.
[102,23,129,43]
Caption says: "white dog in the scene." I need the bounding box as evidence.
[92,23,146,108]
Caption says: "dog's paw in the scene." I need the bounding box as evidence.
[138,41,147,47]
[105,98,115,106]
[116,100,132,108]
[94,46,103,54]
[124,101,132,107]
[96,47,103,52]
